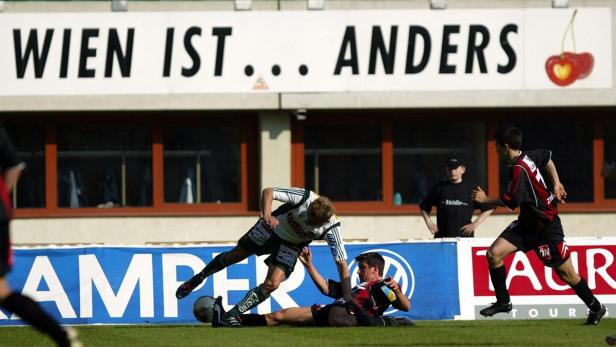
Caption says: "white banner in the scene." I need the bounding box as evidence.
[0,8,611,95]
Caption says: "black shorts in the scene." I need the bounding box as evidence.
[499,216,570,268]
[311,302,348,327]
[0,219,12,277]
[238,219,307,278]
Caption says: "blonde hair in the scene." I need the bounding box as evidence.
[308,196,335,226]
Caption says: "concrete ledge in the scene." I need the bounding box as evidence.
[11,213,616,245]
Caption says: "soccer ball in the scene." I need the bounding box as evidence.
[193,295,216,323]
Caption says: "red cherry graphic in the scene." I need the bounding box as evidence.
[544,9,594,86]
[545,53,581,86]
[576,52,594,79]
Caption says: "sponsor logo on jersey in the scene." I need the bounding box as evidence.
[538,244,551,261]
[248,223,271,246]
[444,199,468,206]
[348,249,415,314]
[286,212,317,239]
[276,244,299,267]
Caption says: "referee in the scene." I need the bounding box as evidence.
[419,156,494,238]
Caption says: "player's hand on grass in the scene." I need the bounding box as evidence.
[262,214,279,230]
[553,182,567,204]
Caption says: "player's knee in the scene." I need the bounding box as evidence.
[556,268,580,285]
[485,249,502,265]
[226,247,250,264]
[262,279,280,294]
[268,310,285,323]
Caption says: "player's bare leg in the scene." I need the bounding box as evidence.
[265,307,315,326]
[176,245,251,299]
[480,237,517,317]
[0,278,82,347]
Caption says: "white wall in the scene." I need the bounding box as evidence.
[259,111,291,190]
[11,213,615,245]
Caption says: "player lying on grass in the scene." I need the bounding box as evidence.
[209,249,412,327]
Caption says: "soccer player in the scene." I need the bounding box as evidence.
[176,187,353,327]
[208,249,411,327]
[0,125,82,346]
[420,156,494,238]
[471,126,606,325]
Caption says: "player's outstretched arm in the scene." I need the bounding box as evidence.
[471,186,505,208]
[546,160,567,203]
[3,164,24,193]
[335,259,356,307]
[299,247,330,295]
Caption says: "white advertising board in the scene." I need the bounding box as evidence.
[0,8,611,96]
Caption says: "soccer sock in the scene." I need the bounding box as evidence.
[191,252,228,285]
[489,265,511,304]
[225,285,268,318]
[238,313,268,326]
[572,277,602,312]
[0,293,69,346]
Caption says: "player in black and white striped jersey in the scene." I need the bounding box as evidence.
[176,187,352,327]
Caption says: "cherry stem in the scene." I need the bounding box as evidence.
[561,9,578,56]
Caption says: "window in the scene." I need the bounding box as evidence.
[393,121,486,204]
[304,125,381,201]
[605,120,616,199]
[163,126,241,204]
[3,123,45,208]
[57,123,152,208]
[499,120,593,202]
[1,113,256,216]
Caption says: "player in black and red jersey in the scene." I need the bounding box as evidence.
[472,126,606,325]
[0,125,82,346]
[208,249,412,327]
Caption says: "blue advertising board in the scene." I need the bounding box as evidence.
[1,242,459,325]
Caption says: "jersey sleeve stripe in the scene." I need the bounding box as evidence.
[323,222,341,233]
[273,188,305,197]
[515,164,539,207]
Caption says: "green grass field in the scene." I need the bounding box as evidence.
[1,319,615,346]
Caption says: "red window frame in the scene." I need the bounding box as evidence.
[291,109,616,215]
[10,112,259,218]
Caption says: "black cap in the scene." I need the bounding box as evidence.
[446,157,464,169]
